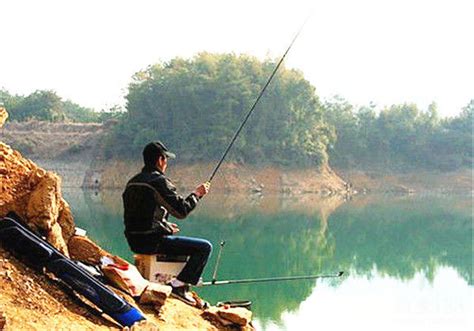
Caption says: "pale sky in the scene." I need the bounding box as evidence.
[1,0,473,117]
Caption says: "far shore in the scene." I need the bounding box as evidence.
[3,118,471,196]
[34,159,472,195]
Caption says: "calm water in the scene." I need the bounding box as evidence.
[63,189,473,331]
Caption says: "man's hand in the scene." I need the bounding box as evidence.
[170,222,180,234]
[194,181,211,198]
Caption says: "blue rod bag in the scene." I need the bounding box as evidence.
[0,213,145,327]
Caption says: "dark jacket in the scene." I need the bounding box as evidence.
[122,165,199,253]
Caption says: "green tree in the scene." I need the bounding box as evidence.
[0,89,23,115]
[108,53,332,167]
[321,97,472,171]
[321,96,361,167]
[1,89,104,123]
[430,100,473,170]
[9,90,65,122]
[62,100,99,123]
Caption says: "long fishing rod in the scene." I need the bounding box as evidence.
[208,17,310,183]
[201,271,344,286]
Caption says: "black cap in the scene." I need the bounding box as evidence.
[143,141,176,166]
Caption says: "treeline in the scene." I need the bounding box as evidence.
[106,52,472,170]
[0,89,119,123]
[2,53,472,171]
[106,53,333,167]
[323,97,473,171]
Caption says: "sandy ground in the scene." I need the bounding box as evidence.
[0,246,230,330]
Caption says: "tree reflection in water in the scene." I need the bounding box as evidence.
[64,189,472,325]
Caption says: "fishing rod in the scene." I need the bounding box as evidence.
[201,271,344,286]
[203,240,344,286]
[208,17,310,183]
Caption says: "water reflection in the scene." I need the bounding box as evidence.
[326,196,472,285]
[63,189,473,328]
[256,267,472,331]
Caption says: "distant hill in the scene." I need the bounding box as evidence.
[1,121,110,187]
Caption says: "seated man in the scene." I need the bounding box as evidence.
[122,141,212,304]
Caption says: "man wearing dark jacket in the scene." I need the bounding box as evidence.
[123,141,211,304]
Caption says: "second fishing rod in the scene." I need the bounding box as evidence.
[201,241,344,287]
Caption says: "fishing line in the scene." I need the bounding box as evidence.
[208,16,311,183]
[205,16,314,286]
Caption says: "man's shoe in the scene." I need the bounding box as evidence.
[170,285,197,306]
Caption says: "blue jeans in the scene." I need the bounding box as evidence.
[157,236,212,285]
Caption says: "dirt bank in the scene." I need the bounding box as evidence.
[1,120,106,188]
[98,160,349,194]
[337,168,472,194]
[2,119,470,194]
[98,160,472,195]
[1,121,350,193]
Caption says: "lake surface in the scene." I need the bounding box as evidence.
[63,189,473,331]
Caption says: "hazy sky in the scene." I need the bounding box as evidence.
[1,0,473,117]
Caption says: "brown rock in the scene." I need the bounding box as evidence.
[201,307,235,327]
[111,254,129,266]
[0,121,75,255]
[45,222,69,255]
[68,235,107,265]
[139,283,172,306]
[217,307,252,326]
[57,198,76,242]
[26,172,61,230]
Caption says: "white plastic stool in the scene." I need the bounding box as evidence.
[134,254,188,284]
